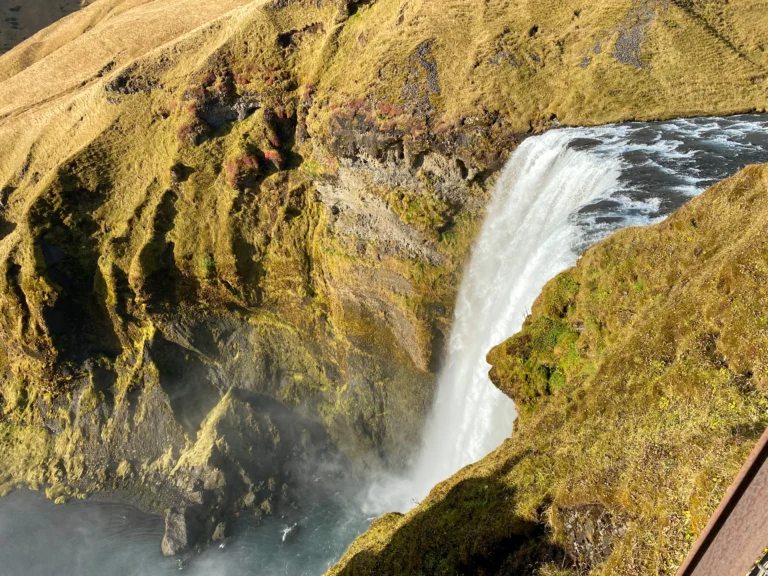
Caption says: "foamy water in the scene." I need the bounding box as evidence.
[2,115,768,575]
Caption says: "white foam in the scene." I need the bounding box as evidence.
[364,114,768,517]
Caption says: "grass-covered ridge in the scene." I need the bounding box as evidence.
[329,165,768,575]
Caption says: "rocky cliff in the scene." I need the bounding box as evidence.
[0,0,767,555]
[329,164,768,574]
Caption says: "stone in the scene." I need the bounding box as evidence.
[161,507,201,556]
[169,163,186,183]
[212,522,227,542]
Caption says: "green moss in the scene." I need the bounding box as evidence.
[385,188,450,241]
[0,423,51,495]
[0,0,767,546]
[200,254,216,279]
[78,385,99,415]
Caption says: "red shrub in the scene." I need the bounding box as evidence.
[265,128,281,148]
[376,101,405,117]
[176,122,197,146]
[184,85,205,101]
[201,71,216,87]
[214,80,233,98]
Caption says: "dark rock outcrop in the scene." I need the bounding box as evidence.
[161,507,203,556]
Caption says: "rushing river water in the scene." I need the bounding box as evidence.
[3,115,768,575]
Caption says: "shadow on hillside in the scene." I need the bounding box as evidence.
[340,460,566,575]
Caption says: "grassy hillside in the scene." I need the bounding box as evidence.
[0,0,767,554]
[329,164,768,575]
[0,0,94,55]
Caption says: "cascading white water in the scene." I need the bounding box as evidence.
[409,131,622,489]
[367,114,768,514]
[367,130,623,512]
[2,117,767,576]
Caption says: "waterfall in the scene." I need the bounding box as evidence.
[367,129,623,512]
[1,117,767,576]
[412,130,622,474]
[366,114,768,515]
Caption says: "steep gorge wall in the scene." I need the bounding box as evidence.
[0,0,766,554]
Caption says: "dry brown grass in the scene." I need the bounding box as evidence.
[0,0,766,561]
[315,0,768,132]
[0,0,91,56]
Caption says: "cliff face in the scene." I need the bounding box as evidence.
[0,0,767,554]
[329,164,768,575]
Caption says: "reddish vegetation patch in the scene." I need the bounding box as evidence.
[328,96,418,134]
[265,126,281,148]
[225,154,260,190]
[175,101,205,145]
[201,71,217,87]
[376,101,405,117]
[176,122,197,145]
[184,84,206,102]
[264,149,285,170]
[274,105,293,120]
[301,84,316,98]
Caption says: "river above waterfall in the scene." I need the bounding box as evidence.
[3,114,768,575]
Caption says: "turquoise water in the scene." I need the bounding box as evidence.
[0,488,370,576]
[4,114,768,576]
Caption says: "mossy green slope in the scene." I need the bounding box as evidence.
[0,0,767,553]
[329,165,768,575]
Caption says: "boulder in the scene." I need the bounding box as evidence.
[161,507,202,557]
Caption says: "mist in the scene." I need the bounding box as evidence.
[0,481,371,576]
[362,113,768,516]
